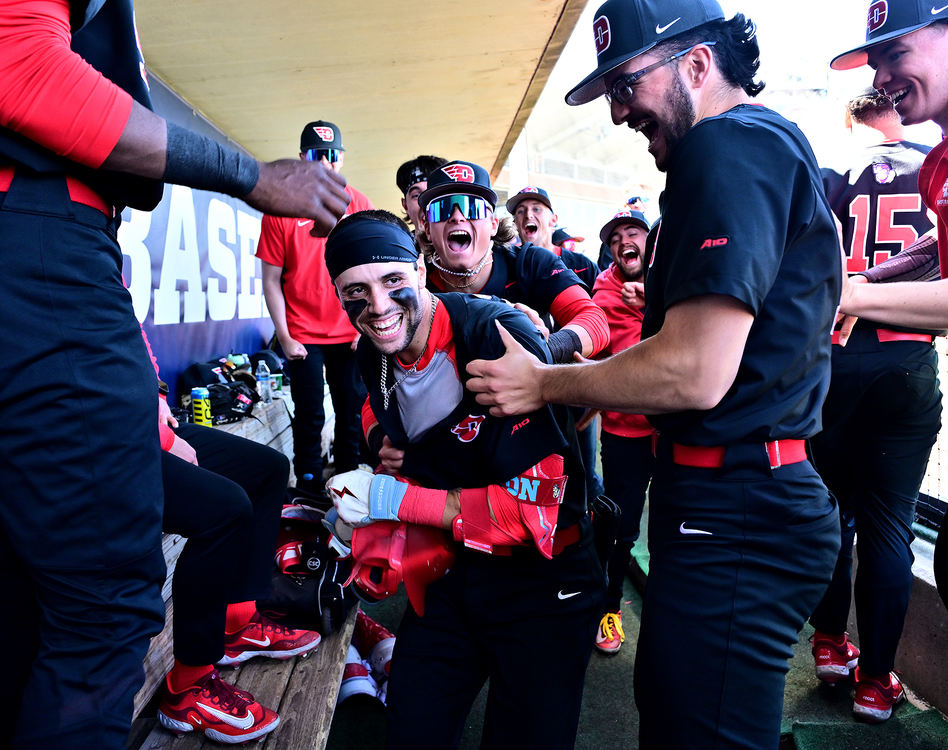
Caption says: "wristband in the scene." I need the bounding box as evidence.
[368,474,410,521]
[164,122,260,198]
[547,328,582,364]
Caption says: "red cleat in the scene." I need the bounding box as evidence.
[218,611,320,666]
[853,668,904,723]
[158,669,279,744]
[353,610,396,681]
[810,631,859,684]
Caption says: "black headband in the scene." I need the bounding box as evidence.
[325,219,420,281]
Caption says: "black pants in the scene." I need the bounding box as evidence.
[287,342,365,480]
[637,441,839,750]
[600,432,653,613]
[162,424,288,665]
[0,175,166,749]
[385,520,604,750]
[810,332,941,675]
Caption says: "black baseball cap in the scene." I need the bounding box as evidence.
[832,1,948,70]
[552,228,586,245]
[505,186,554,214]
[417,161,497,209]
[396,155,448,195]
[566,0,725,106]
[599,208,650,244]
[300,120,346,152]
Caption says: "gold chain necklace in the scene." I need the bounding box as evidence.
[380,295,438,411]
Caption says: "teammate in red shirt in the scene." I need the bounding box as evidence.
[258,121,373,495]
[589,209,655,655]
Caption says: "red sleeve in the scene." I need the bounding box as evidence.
[158,401,176,452]
[255,214,288,267]
[361,396,378,441]
[549,286,610,356]
[0,0,133,167]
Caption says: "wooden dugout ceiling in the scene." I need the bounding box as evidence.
[134,0,587,213]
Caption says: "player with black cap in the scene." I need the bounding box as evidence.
[831,0,948,640]
[321,210,604,750]
[466,1,841,747]
[257,120,373,496]
[588,208,655,655]
[395,155,448,255]
[420,160,610,365]
[506,186,598,289]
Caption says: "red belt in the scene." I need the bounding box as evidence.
[0,166,113,217]
[831,328,934,345]
[671,439,807,469]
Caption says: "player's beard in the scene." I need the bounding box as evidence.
[653,70,696,172]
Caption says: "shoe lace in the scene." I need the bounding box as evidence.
[202,673,253,714]
[602,613,625,642]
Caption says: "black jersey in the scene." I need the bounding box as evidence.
[556,247,598,291]
[643,104,840,445]
[823,140,936,335]
[0,0,162,210]
[357,293,587,526]
[432,242,583,316]
[823,140,933,273]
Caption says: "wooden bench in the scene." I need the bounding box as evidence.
[129,392,355,749]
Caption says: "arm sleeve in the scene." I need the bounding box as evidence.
[0,0,133,167]
[549,285,610,355]
[860,234,940,282]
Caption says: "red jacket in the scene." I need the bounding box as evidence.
[591,265,654,438]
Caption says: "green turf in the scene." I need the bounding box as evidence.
[792,709,948,750]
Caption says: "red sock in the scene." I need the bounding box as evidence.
[225,600,257,633]
[168,660,214,693]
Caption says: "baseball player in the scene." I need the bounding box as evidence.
[506,186,599,289]
[258,121,372,496]
[322,210,604,750]
[422,161,610,364]
[0,2,348,746]
[589,208,655,655]
[807,90,940,722]
[831,0,948,673]
[466,1,842,747]
[396,155,447,255]
[506,184,606,501]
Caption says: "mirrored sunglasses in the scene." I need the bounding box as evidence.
[304,148,341,163]
[426,195,492,223]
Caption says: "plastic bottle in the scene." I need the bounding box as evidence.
[256,360,272,405]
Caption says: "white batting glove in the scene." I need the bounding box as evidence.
[326,469,375,527]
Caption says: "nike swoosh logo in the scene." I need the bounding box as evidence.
[242,635,271,647]
[656,18,681,34]
[679,522,712,536]
[505,281,517,288]
[558,590,582,600]
[933,3,948,13]
[197,702,256,730]
[297,219,313,227]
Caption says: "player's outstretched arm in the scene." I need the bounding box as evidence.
[840,275,948,330]
[467,295,753,417]
[104,103,350,234]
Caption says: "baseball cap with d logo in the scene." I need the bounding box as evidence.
[831,0,948,70]
[565,0,725,105]
[417,160,498,210]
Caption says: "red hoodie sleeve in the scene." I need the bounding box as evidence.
[549,285,610,356]
[0,0,133,167]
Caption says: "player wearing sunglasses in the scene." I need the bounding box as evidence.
[420,161,609,366]
[257,120,374,497]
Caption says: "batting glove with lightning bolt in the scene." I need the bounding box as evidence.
[326,469,409,526]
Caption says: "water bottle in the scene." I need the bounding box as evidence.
[256,360,272,405]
